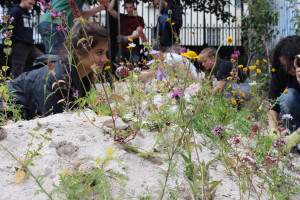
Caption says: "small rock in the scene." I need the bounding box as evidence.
[0,127,7,140]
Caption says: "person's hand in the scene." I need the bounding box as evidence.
[117,35,128,42]
[97,0,109,7]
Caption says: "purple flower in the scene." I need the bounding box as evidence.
[265,155,277,164]
[116,66,130,78]
[149,50,160,55]
[73,90,79,97]
[55,23,68,32]
[213,125,223,136]
[282,114,293,120]
[273,138,287,148]
[180,47,187,53]
[155,69,167,81]
[231,50,240,58]
[230,137,242,144]
[38,0,52,10]
[146,59,155,66]
[172,90,182,99]
[251,124,259,132]
[133,67,141,73]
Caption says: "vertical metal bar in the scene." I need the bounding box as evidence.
[155,0,163,42]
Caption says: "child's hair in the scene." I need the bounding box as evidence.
[124,0,135,6]
[71,20,109,57]
[271,35,300,71]
[200,47,217,58]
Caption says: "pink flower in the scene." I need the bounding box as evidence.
[213,125,223,136]
[172,90,182,99]
[230,137,242,144]
[265,155,277,164]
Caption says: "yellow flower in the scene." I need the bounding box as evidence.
[161,65,167,69]
[271,68,276,72]
[105,59,110,63]
[226,37,233,44]
[256,69,261,74]
[239,99,245,102]
[232,91,238,95]
[181,51,198,59]
[249,89,254,94]
[248,65,257,70]
[263,59,268,63]
[171,22,175,25]
[255,60,260,65]
[106,147,116,156]
[166,18,171,22]
[241,92,245,97]
[231,99,237,105]
[104,66,110,70]
[283,89,288,94]
[238,65,243,68]
[256,109,260,113]
[230,72,233,75]
[243,68,248,71]
[227,77,232,81]
[119,62,125,65]
[128,38,133,42]
[230,58,236,62]
[227,85,232,89]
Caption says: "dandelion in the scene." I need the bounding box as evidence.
[230,137,242,144]
[226,37,233,44]
[256,69,261,73]
[283,89,288,94]
[282,114,293,120]
[230,58,236,62]
[213,125,223,137]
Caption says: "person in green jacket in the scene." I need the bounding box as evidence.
[38,0,107,55]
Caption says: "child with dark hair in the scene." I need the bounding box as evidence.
[199,47,248,98]
[268,35,300,131]
[2,21,109,119]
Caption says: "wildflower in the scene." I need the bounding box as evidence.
[271,68,276,72]
[38,0,52,10]
[184,83,201,97]
[252,124,259,132]
[171,22,175,25]
[180,47,187,53]
[226,37,233,44]
[181,51,198,59]
[249,89,254,94]
[104,66,110,70]
[273,138,287,148]
[283,89,288,94]
[213,125,223,137]
[256,69,261,73]
[172,90,182,99]
[73,89,79,97]
[255,60,260,65]
[55,23,68,32]
[249,81,257,86]
[133,67,141,73]
[68,0,82,18]
[226,77,232,81]
[166,18,171,22]
[146,59,155,66]
[106,147,116,156]
[155,69,167,81]
[231,50,240,58]
[231,99,237,105]
[265,155,277,164]
[242,68,248,72]
[248,65,257,70]
[230,137,242,144]
[149,50,160,55]
[128,38,133,42]
[263,59,268,63]
[230,58,236,62]
[116,66,130,78]
[282,114,293,120]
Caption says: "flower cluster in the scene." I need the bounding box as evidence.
[56,22,68,32]
[116,66,130,78]
[1,15,14,23]
[231,50,240,58]
[282,114,293,120]
[38,0,52,10]
[273,138,287,148]
[213,125,223,137]
[265,155,277,164]
[242,156,256,166]
[68,0,82,18]
[230,137,242,144]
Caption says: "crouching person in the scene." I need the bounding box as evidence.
[1,21,109,119]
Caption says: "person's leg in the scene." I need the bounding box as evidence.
[11,42,30,78]
[38,22,65,54]
[280,88,300,131]
[25,45,43,72]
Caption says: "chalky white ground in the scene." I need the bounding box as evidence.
[0,83,299,199]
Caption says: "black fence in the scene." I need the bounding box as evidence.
[0,0,244,47]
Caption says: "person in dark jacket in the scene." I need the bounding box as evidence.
[268,35,300,131]
[199,47,249,98]
[7,0,43,78]
[152,0,182,49]
[2,21,109,119]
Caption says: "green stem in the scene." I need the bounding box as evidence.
[208,40,225,80]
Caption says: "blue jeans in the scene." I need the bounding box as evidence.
[280,88,300,131]
[38,22,65,54]
[213,80,250,99]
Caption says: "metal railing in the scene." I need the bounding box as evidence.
[1,0,243,47]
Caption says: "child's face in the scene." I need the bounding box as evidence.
[279,56,296,76]
[200,54,214,71]
[80,41,108,75]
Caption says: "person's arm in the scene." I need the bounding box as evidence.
[107,0,118,19]
[210,81,226,94]
[80,4,106,19]
[268,109,279,129]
